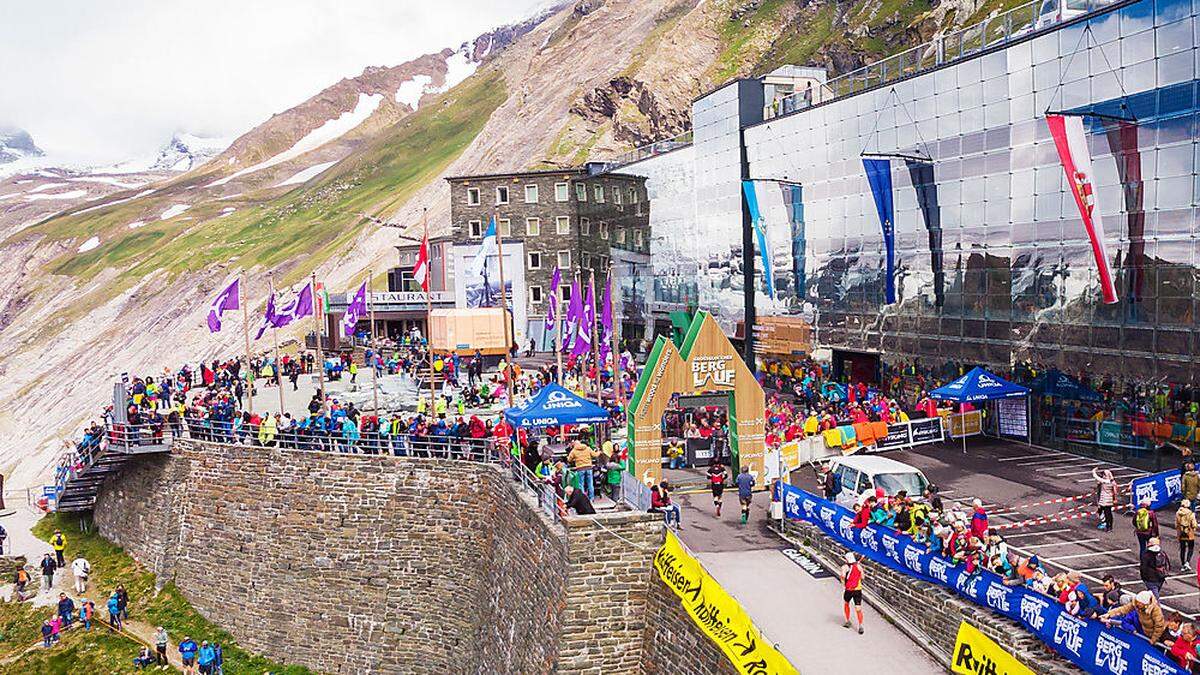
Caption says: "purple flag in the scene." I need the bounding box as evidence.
[206,278,240,333]
[254,292,276,341]
[564,277,583,352]
[254,282,313,340]
[572,276,595,358]
[599,275,613,364]
[341,281,367,338]
[544,267,562,331]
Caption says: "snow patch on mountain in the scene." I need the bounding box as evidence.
[160,203,190,219]
[77,236,100,253]
[0,127,43,165]
[208,93,383,187]
[439,46,479,92]
[152,133,232,172]
[127,220,145,229]
[275,160,339,187]
[395,75,433,109]
[25,189,88,201]
[27,183,67,193]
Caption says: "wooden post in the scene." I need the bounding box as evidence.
[495,213,514,408]
[310,271,326,403]
[269,274,285,416]
[589,269,601,405]
[368,268,379,413]
[241,272,254,417]
[424,209,436,414]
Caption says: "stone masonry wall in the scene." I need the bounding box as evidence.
[641,573,739,675]
[780,519,1079,675]
[95,440,569,674]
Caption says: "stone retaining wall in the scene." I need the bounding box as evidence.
[93,440,739,674]
[779,519,1081,675]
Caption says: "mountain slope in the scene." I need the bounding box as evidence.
[0,0,1002,486]
[0,127,42,164]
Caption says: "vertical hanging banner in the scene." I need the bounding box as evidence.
[1046,114,1118,304]
[905,160,945,307]
[862,159,896,304]
[741,180,776,300]
[1102,120,1145,310]
[780,183,806,300]
[654,531,799,675]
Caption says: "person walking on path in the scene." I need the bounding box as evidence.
[736,466,756,524]
[50,529,67,568]
[41,621,52,648]
[39,553,56,591]
[115,584,130,622]
[1184,462,1200,503]
[1178,500,1197,572]
[840,551,866,635]
[179,636,199,675]
[1135,500,1160,556]
[707,460,727,517]
[1140,536,1171,599]
[71,555,90,594]
[153,627,169,666]
[107,592,123,631]
[55,593,74,628]
[1093,468,1120,532]
[79,598,93,630]
[197,640,216,675]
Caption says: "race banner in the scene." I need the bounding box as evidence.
[1046,114,1118,304]
[905,159,945,308]
[952,621,1035,675]
[653,531,799,675]
[780,483,1185,675]
[863,158,896,304]
[1130,469,1182,511]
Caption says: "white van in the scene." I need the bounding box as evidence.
[826,455,931,509]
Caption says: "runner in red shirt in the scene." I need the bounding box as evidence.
[840,552,866,634]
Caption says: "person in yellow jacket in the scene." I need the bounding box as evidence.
[434,396,448,418]
[416,396,428,416]
[51,530,67,567]
[258,414,278,447]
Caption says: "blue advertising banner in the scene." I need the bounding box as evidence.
[863,158,896,304]
[1129,470,1182,512]
[742,180,776,300]
[780,483,1184,675]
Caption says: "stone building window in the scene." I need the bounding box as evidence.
[593,184,604,202]
[526,217,540,236]
[495,186,509,205]
[600,222,609,240]
[616,228,626,244]
[581,218,591,235]
[555,182,569,202]
[614,187,623,205]
[469,219,483,238]
[557,250,571,269]
[524,184,538,203]
[582,252,592,269]
[575,183,587,201]
[498,218,511,237]
[528,251,542,270]
[466,188,480,206]
[530,285,544,304]
[556,216,570,235]
[633,229,644,248]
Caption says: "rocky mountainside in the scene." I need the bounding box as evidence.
[0,0,1011,486]
[0,127,43,165]
[150,133,233,172]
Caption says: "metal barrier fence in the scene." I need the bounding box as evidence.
[620,470,653,512]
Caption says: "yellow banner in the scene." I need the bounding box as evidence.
[951,621,1034,675]
[948,410,983,438]
[653,531,799,675]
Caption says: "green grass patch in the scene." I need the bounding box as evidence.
[709,0,789,82]
[28,513,312,675]
[0,627,145,675]
[756,3,838,73]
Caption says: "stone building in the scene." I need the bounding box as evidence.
[446,166,649,346]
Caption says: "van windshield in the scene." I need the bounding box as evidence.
[874,472,928,497]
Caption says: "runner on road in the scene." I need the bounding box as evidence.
[840,551,865,635]
[707,460,727,517]
[736,466,755,524]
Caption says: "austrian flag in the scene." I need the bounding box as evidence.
[1046,114,1117,304]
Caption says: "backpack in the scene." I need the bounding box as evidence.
[1135,508,1151,532]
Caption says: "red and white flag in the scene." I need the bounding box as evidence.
[412,233,430,292]
[1046,114,1117,304]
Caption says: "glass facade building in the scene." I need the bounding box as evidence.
[619,0,1200,381]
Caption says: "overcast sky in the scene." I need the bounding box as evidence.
[0,0,549,165]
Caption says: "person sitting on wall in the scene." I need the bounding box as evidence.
[563,485,595,516]
[650,485,681,529]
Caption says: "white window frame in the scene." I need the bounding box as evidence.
[599,222,609,240]
[616,228,626,244]
[557,250,571,269]
[466,187,480,206]
[529,285,544,304]
[575,183,587,201]
[581,218,591,236]
[524,184,539,204]
[495,186,509,205]
[528,251,542,270]
[629,188,638,203]
[556,216,570,235]
[468,219,483,238]
[561,284,573,301]
[582,252,592,269]
[614,187,623,204]
[526,217,540,236]
[633,229,644,248]
[498,218,511,237]
[594,184,605,202]
[555,182,569,202]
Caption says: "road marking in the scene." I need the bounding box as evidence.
[997,454,1059,462]
[1077,564,1137,573]
[1017,456,1084,466]
[1002,528,1072,539]
[1161,591,1200,600]
[1075,472,1145,483]
[1021,538,1101,549]
[1043,549,1130,562]
[1167,573,1197,581]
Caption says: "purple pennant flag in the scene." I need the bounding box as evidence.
[341,281,367,338]
[254,292,276,341]
[572,277,595,358]
[254,282,313,340]
[563,277,583,352]
[544,267,562,331]
[599,275,613,364]
[206,278,240,333]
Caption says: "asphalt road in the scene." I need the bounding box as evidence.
[795,436,1200,619]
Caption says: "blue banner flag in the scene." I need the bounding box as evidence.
[1130,470,1182,511]
[741,180,776,300]
[779,483,1185,675]
[862,158,896,304]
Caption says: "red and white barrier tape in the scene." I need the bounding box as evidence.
[1013,492,1094,509]
[993,507,1094,531]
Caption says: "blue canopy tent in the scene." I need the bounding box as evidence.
[930,367,1031,450]
[504,383,611,429]
[1028,368,1103,402]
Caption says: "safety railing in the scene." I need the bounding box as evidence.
[600,129,694,170]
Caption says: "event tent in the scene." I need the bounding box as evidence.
[503,383,611,428]
[929,366,1029,403]
[1028,368,1103,402]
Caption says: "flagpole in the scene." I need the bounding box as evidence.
[589,269,601,405]
[555,292,564,386]
[368,267,379,413]
[423,209,436,416]
[310,271,326,403]
[495,212,514,408]
[269,273,285,416]
[241,272,254,418]
[609,263,622,408]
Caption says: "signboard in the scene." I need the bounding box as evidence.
[995,398,1028,438]
[780,548,833,579]
[952,621,1034,675]
[1055,417,1097,443]
[367,291,454,305]
[1098,421,1148,450]
[753,316,813,356]
[908,417,945,445]
[948,410,983,438]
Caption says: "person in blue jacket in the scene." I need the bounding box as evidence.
[196,640,216,675]
[106,592,122,630]
[178,636,199,675]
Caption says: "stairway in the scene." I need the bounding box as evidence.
[51,427,175,513]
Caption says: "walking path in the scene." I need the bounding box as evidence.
[675,493,940,674]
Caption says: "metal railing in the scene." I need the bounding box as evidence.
[764,0,1117,120]
[601,129,694,170]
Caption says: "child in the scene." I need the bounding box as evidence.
[41,621,52,648]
